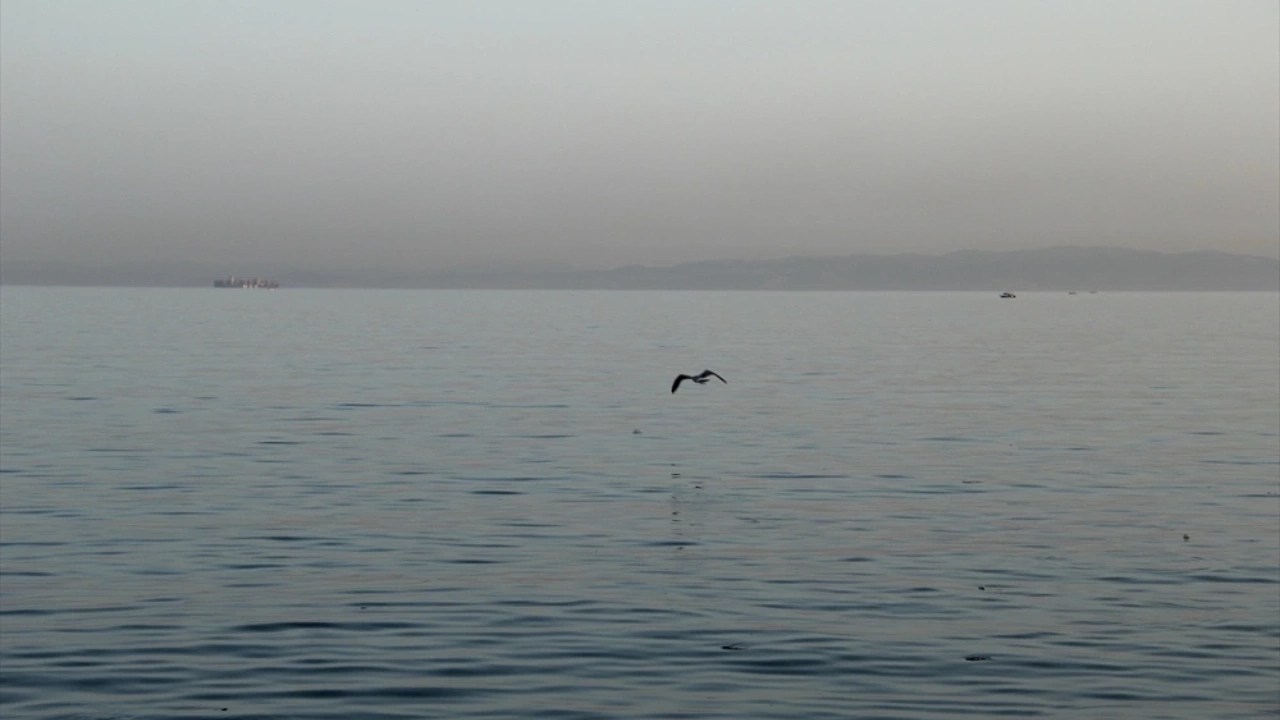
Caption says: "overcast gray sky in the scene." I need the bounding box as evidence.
[2,0,1277,277]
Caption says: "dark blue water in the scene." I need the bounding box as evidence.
[2,289,1277,719]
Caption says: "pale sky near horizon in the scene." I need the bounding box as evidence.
[2,0,1277,275]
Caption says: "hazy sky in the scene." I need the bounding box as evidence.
[2,0,1277,275]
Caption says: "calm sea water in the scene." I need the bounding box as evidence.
[1,288,1277,720]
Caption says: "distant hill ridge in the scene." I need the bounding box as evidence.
[433,246,1278,291]
[2,246,1277,289]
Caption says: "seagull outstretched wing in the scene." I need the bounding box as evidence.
[672,370,727,393]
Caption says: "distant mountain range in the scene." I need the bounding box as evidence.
[2,246,1277,290]
[453,247,1280,291]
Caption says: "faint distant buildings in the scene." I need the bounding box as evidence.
[213,276,278,289]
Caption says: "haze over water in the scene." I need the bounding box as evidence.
[1,288,1278,719]
[3,1,1277,281]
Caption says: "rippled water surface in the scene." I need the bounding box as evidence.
[2,288,1277,719]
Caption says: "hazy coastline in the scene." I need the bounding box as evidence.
[3,246,1276,291]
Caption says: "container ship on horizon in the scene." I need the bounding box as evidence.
[214,276,279,289]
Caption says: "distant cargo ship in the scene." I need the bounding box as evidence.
[214,276,278,289]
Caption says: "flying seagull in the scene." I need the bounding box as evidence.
[671,369,727,393]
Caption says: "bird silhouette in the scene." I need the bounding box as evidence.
[671,369,727,393]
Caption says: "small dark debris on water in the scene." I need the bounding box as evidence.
[978,586,985,591]
[722,643,745,651]
[1183,534,1190,541]
[633,429,641,434]
[965,655,991,661]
